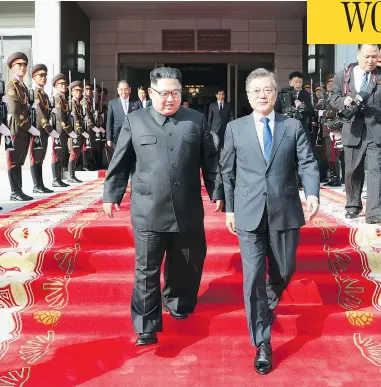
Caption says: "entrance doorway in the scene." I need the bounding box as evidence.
[118,53,274,119]
[166,63,226,116]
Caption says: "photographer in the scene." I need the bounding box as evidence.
[275,71,315,142]
[315,74,343,187]
[329,44,381,223]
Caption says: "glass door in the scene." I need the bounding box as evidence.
[227,63,238,119]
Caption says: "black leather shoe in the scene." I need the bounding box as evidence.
[10,191,33,201]
[41,186,54,193]
[33,185,46,194]
[52,180,69,188]
[67,176,82,183]
[366,216,381,224]
[163,303,188,319]
[254,343,272,375]
[136,332,158,346]
[345,210,361,219]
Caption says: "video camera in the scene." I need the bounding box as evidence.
[338,91,369,121]
[278,86,306,120]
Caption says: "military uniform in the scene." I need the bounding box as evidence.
[5,52,33,201]
[68,80,85,183]
[30,64,54,193]
[51,73,72,187]
[80,82,97,170]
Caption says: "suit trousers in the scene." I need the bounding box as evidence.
[344,126,381,218]
[131,226,207,333]
[236,206,300,347]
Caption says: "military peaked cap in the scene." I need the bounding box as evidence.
[32,63,48,77]
[70,80,83,90]
[52,73,68,86]
[7,52,28,69]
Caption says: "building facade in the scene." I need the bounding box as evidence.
[0,1,360,118]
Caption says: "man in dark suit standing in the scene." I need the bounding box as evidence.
[103,67,224,346]
[220,68,320,375]
[329,44,381,223]
[207,88,234,154]
[137,86,152,108]
[106,80,140,149]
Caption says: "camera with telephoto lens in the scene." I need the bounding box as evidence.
[278,86,305,121]
[338,91,369,121]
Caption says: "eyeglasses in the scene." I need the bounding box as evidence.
[56,82,67,86]
[247,88,274,96]
[151,87,182,99]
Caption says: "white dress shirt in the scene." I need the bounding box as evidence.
[353,65,370,93]
[218,101,224,110]
[120,97,129,115]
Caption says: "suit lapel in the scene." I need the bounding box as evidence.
[348,71,356,96]
[246,114,266,167]
[117,98,126,117]
[266,114,286,170]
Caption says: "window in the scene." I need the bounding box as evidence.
[77,41,85,74]
[0,36,32,85]
[308,44,316,74]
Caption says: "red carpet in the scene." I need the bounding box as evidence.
[0,178,381,386]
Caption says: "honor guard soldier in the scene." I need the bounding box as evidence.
[52,73,75,187]
[69,80,88,183]
[100,86,110,167]
[93,83,105,168]
[5,52,34,201]
[30,64,57,193]
[81,81,97,170]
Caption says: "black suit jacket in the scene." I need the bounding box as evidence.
[329,66,381,147]
[207,101,234,134]
[106,98,140,144]
[103,106,224,232]
[138,99,152,108]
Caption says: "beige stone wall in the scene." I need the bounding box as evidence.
[90,18,303,99]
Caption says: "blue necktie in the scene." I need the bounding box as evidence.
[261,117,272,163]
[360,72,369,93]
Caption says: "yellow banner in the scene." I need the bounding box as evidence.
[307,0,381,43]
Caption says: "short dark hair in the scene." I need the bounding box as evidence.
[117,80,130,88]
[137,86,146,91]
[216,88,225,94]
[150,67,182,85]
[358,44,380,50]
[289,71,303,80]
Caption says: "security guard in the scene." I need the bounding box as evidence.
[5,52,33,201]
[30,63,56,193]
[69,80,87,183]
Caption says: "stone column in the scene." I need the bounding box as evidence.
[32,0,61,96]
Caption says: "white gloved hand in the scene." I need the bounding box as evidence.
[82,132,90,139]
[69,131,78,139]
[92,127,100,133]
[49,129,59,138]
[28,126,40,136]
[0,123,11,136]
[99,127,105,133]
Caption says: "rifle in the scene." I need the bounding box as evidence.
[28,56,43,151]
[0,35,14,151]
[82,78,91,149]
